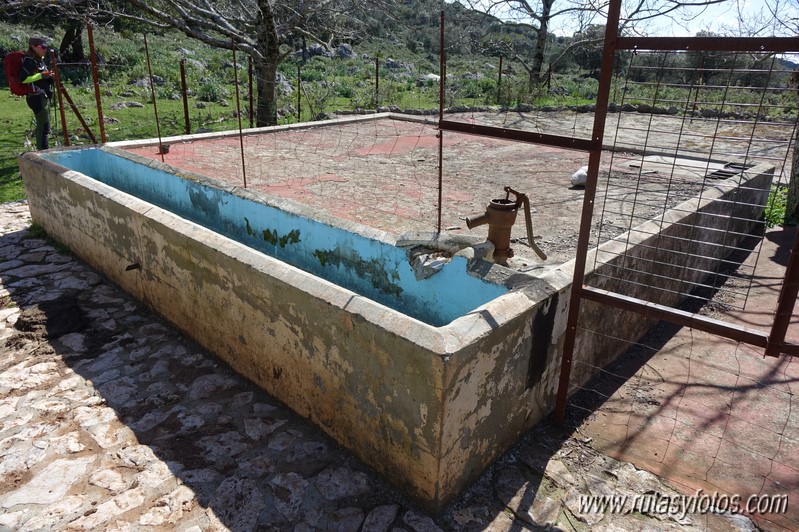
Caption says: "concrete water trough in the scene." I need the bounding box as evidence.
[18,122,774,511]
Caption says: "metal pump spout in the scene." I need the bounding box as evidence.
[466,186,547,266]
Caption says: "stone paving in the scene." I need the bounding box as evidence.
[0,199,766,530]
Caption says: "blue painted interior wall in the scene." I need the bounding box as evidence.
[45,149,508,326]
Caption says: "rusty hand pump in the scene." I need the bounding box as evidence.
[466,186,547,265]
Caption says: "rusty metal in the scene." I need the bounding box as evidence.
[497,56,503,104]
[765,228,799,356]
[439,10,445,122]
[297,64,301,121]
[375,57,379,108]
[550,13,799,425]
[57,84,97,144]
[553,0,621,426]
[248,56,254,128]
[49,52,69,147]
[466,196,519,265]
[438,9,445,233]
[143,34,165,161]
[180,59,190,135]
[508,186,547,261]
[616,36,799,53]
[582,286,770,348]
[466,187,546,265]
[232,46,248,189]
[86,21,106,143]
[438,120,599,152]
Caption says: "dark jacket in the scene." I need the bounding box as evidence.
[20,51,52,99]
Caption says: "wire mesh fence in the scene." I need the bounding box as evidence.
[588,50,797,312]
[555,39,799,532]
[566,322,799,530]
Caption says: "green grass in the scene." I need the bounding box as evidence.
[2,20,795,207]
[764,185,789,228]
[0,90,34,202]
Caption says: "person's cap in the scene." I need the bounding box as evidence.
[29,36,48,47]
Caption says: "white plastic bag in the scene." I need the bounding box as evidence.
[571,165,588,187]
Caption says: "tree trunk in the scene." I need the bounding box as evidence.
[529,0,554,86]
[255,0,281,127]
[59,20,85,63]
[255,59,279,127]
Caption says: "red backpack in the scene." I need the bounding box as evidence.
[3,51,35,96]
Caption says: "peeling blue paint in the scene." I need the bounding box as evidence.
[44,148,508,326]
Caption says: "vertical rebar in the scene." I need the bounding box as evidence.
[50,52,69,147]
[297,64,302,121]
[180,59,190,135]
[232,46,248,188]
[767,227,799,356]
[143,34,165,162]
[437,10,445,234]
[248,56,254,128]
[375,57,379,109]
[553,0,622,426]
[86,21,106,143]
[497,56,503,105]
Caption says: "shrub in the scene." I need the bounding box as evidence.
[764,185,789,228]
[196,80,227,102]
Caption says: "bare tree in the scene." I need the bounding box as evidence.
[461,0,730,85]
[85,0,361,127]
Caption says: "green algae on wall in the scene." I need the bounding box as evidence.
[314,248,403,297]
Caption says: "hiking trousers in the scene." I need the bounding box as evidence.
[26,93,51,150]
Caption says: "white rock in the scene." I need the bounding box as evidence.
[90,468,128,494]
[2,456,94,508]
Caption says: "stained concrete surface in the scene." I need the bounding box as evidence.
[120,111,793,267]
[0,200,775,530]
[576,225,799,532]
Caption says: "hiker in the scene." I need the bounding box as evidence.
[20,36,53,150]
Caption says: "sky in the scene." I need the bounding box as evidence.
[458,0,792,37]
[652,0,780,36]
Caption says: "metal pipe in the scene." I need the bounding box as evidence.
[553,0,622,427]
[465,213,489,229]
[86,21,106,143]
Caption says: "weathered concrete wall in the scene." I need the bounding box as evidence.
[18,147,772,513]
[19,150,557,511]
[561,164,773,390]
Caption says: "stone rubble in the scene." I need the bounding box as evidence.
[0,200,756,531]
